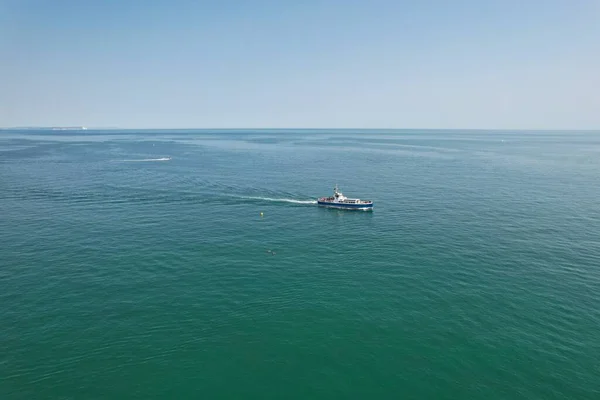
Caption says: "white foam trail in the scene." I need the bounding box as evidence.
[244,196,317,204]
[118,157,171,162]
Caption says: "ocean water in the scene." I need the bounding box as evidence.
[1,129,599,399]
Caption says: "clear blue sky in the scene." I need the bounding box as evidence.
[1,0,598,129]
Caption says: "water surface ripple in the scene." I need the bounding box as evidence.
[1,129,599,399]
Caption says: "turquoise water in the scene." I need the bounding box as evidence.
[1,129,600,399]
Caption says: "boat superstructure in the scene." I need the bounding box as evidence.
[317,184,373,210]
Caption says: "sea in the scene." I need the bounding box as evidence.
[1,129,599,399]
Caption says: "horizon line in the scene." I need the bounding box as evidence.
[1,127,600,132]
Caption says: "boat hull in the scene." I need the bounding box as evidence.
[317,201,373,210]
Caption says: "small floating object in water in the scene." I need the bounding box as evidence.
[267,249,272,253]
[272,252,276,255]
[260,212,264,217]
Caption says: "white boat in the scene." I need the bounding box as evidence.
[317,184,373,210]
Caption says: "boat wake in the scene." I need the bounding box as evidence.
[117,157,171,162]
[243,196,317,205]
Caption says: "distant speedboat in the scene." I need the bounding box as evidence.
[317,184,373,210]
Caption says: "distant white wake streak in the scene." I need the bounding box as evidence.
[117,157,171,162]
[243,196,317,204]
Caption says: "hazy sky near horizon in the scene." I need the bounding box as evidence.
[1,0,599,129]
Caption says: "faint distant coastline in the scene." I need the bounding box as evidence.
[1,126,91,131]
[51,126,87,131]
